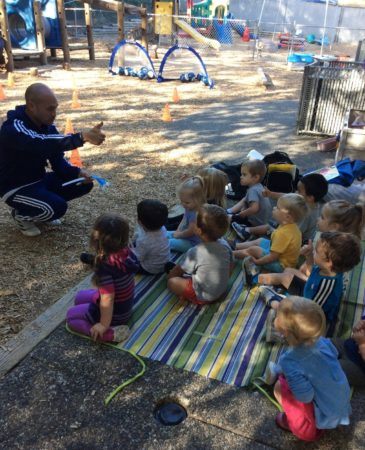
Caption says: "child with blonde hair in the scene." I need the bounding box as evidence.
[167,176,206,253]
[167,204,232,304]
[270,296,351,441]
[233,193,307,284]
[317,199,364,237]
[197,167,228,208]
[67,214,139,342]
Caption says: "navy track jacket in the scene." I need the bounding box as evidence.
[0,105,84,197]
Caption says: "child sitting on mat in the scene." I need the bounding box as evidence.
[132,199,170,275]
[300,199,364,277]
[270,296,351,442]
[67,213,139,343]
[233,193,307,285]
[228,159,272,229]
[166,168,228,231]
[166,204,232,305]
[259,232,361,333]
[197,167,228,208]
[167,176,206,253]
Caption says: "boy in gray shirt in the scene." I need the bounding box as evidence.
[167,204,233,304]
[228,159,272,228]
[132,199,170,274]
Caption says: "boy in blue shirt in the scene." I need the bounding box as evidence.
[259,232,361,339]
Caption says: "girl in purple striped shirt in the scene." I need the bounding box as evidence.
[67,213,139,342]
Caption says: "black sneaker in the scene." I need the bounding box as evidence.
[231,222,251,241]
[80,252,95,265]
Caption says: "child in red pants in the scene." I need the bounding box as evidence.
[270,296,351,441]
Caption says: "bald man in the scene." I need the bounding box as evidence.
[0,83,105,237]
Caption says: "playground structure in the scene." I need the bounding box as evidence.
[0,0,148,72]
[154,0,235,51]
[191,0,229,19]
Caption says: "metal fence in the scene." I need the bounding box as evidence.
[297,61,365,136]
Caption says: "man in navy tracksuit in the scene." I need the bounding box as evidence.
[0,83,105,237]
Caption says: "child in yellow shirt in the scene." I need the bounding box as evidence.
[232,193,307,285]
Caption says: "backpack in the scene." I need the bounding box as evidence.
[262,151,300,193]
[211,162,248,200]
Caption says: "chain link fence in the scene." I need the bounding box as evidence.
[63,7,365,67]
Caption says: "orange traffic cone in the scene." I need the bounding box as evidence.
[71,74,77,91]
[162,103,172,122]
[242,27,250,42]
[172,87,180,103]
[70,148,83,168]
[64,117,74,134]
[71,90,81,109]
[7,73,15,88]
[64,118,83,168]
[0,84,6,101]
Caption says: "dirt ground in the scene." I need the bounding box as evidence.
[0,36,357,346]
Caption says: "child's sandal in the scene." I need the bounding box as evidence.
[275,412,291,432]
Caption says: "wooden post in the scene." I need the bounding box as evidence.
[84,2,95,60]
[141,8,148,51]
[116,0,124,67]
[34,0,47,65]
[117,0,124,42]
[0,0,14,72]
[56,0,70,65]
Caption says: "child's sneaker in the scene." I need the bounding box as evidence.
[265,309,286,344]
[112,325,130,343]
[231,223,251,241]
[258,285,285,306]
[47,219,62,226]
[80,252,95,265]
[242,257,260,286]
[11,209,41,237]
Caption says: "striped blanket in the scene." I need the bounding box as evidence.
[122,247,365,387]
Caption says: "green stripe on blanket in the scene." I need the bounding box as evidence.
[121,243,365,387]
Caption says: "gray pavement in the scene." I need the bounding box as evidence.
[1,327,364,449]
[161,98,336,171]
[1,96,364,449]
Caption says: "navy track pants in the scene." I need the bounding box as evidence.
[6,172,93,222]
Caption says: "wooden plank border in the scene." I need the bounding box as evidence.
[0,275,92,379]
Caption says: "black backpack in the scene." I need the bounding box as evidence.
[211,162,248,200]
[262,151,300,193]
